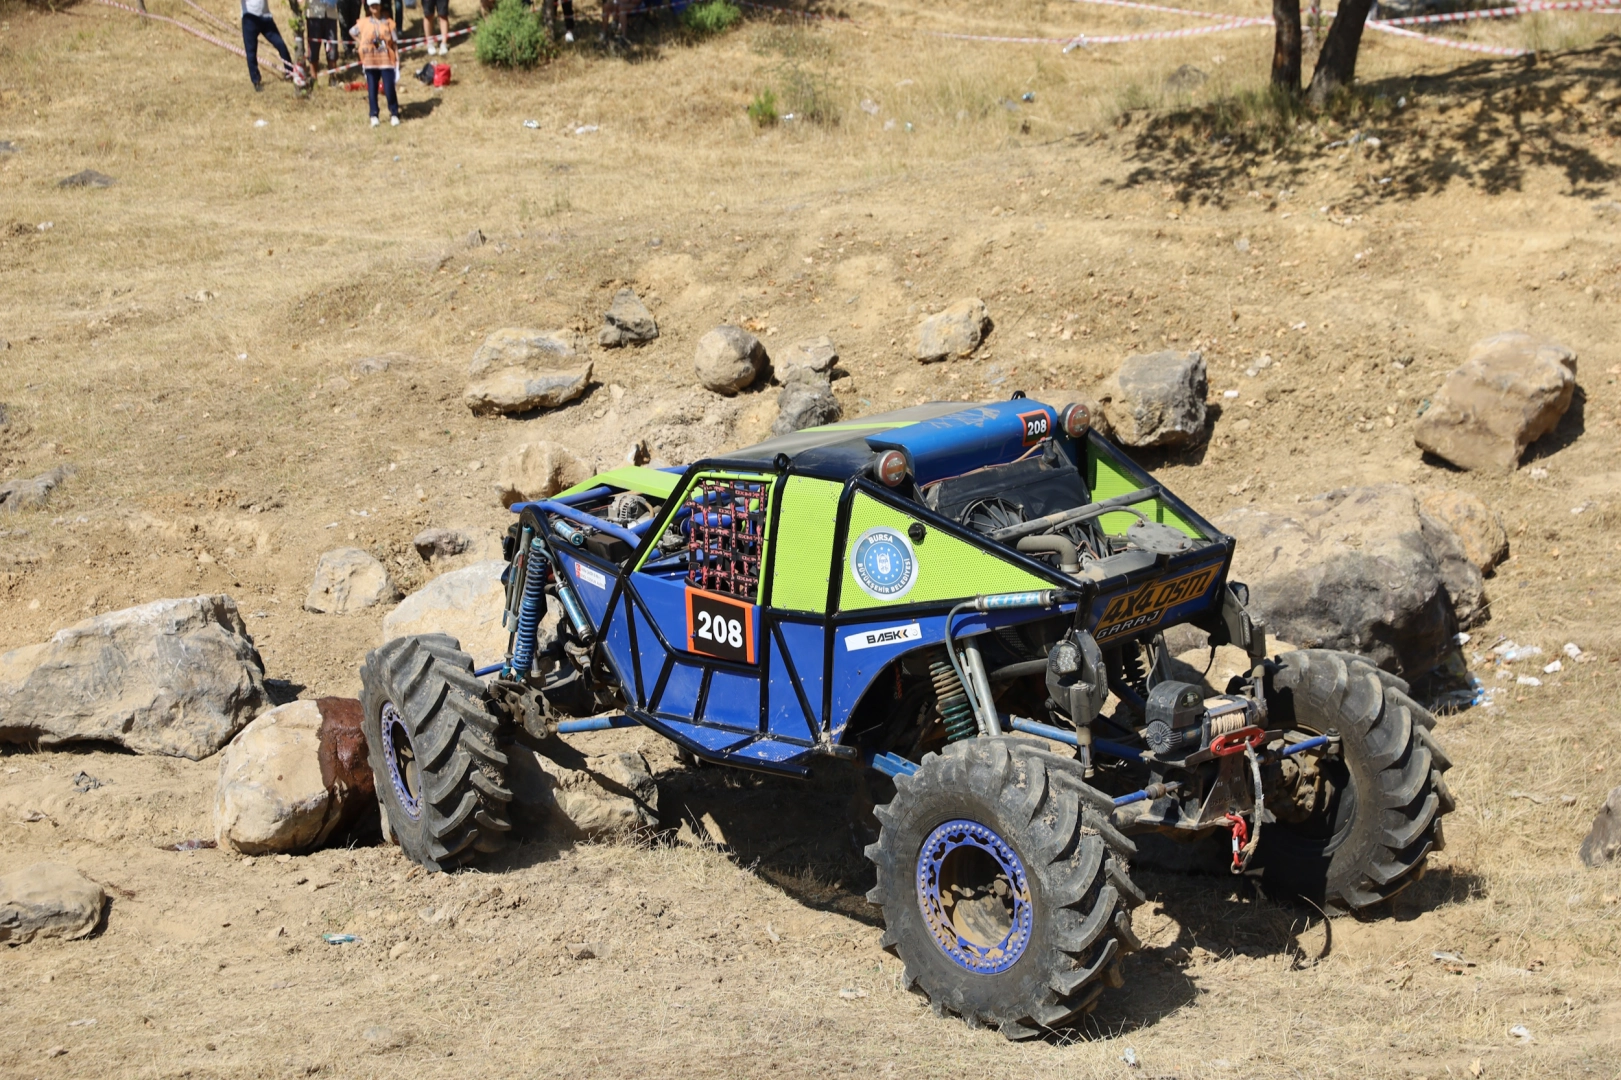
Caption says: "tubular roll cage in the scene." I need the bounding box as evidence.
[495,428,1235,777]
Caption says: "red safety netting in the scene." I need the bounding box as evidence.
[686,479,766,598]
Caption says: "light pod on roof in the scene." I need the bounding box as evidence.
[1060,402,1091,439]
[875,449,908,487]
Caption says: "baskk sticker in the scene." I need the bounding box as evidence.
[843,622,923,652]
[850,527,918,601]
[1093,564,1220,642]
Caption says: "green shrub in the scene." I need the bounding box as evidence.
[683,0,741,36]
[475,0,556,69]
[748,87,779,126]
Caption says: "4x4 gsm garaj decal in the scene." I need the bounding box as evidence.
[1093,564,1220,642]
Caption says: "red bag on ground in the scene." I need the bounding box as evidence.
[432,63,451,87]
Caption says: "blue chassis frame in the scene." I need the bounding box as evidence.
[501,429,1236,779]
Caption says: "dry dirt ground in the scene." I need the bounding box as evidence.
[3,0,1621,1075]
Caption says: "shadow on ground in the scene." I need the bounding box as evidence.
[1112,36,1621,210]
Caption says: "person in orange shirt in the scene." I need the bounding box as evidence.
[351,0,400,127]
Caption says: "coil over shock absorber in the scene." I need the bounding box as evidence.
[928,650,978,743]
[507,539,548,678]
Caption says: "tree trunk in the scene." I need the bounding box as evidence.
[1307,0,1375,107]
[1271,0,1303,92]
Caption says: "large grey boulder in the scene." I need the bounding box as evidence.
[695,326,768,395]
[0,595,267,759]
[464,328,592,417]
[1580,786,1621,867]
[772,366,841,435]
[214,699,374,855]
[1217,485,1486,675]
[0,466,72,514]
[507,745,659,838]
[493,439,592,508]
[1414,332,1577,472]
[1101,350,1208,448]
[304,548,398,614]
[598,289,659,347]
[915,298,990,362]
[0,863,105,944]
[382,561,509,668]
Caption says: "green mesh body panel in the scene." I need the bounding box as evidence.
[1087,446,1200,538]
[840,491,1052,612]
[770,476,843,612]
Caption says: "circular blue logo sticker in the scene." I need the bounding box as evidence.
[851,527,917,601]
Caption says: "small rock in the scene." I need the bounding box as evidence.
[468,328,581,375]
[1418,488,1510,574]
[382,561,510,669]
[464,229,486,248]
[0,863,105,944]
[0,595,267,759]
[58,170,115,188]
[1414,332,1577,472]
[772,377,841,435]
[597,288,659,347]
[1165,64,1208,92]
[694,326,768,395]
[0,466,73,514]
[915,298,990,362]
[412,527,471,562]
[213,700,372,855]
[566,942,597,960]
[304,548,399,614]
[1100,351,1209,448]
[507,746,659,838]
[782,334,839,373]
[1580,787,1621,867]
[464,330,591,417]
[349,355,398,377]
[389,941,412,960]
[493,440,592,508]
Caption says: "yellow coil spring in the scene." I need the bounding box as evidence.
[929,652,977,743]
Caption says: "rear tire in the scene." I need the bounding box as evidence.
[864,737,1143,1039]
[1256,649,1454,912]
[359,634,512,872]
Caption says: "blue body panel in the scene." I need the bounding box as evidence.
[775,621,826,731]
[703,668,763,732]
[865,400,1059,487]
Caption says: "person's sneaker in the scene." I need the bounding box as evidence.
[390,115,400,126]
[562,30,573,42]
[440,42,449,54]
[370,115,380,127]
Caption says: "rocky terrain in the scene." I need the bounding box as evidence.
[3,1,1621,1076]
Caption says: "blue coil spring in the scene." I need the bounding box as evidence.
[508,540,548,677]
[931,655,977,743]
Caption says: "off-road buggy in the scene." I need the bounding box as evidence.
[358,395,1454,1038]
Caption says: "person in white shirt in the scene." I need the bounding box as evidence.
[241,0,295,90]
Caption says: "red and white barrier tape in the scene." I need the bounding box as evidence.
[1062,16,1265,48]
[92,0,298,73]
[1367,19,1531,52]
[1376,0,1618,26]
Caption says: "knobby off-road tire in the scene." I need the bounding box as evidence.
[359,634,512,872]
[1257,649,1455,912]
[865,737,1145,1040]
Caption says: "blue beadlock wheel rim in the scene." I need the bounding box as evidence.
[380,702,422,821]
[916,818,1033,975]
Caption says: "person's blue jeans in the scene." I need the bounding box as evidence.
[366,67,399,119]
[241,12,293,87]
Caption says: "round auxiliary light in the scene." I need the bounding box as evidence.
[1060,401,1091,438]
[875,450,909,487]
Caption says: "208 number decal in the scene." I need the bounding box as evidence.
[695,610,744,650]
[1018,409,1051,446]
[685,588,755,664]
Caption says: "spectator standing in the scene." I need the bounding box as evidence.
[353,0,401,127]
[302,0,340,80]
[541,0,575,44]
[423,0,453,53]
[241,0,295,91]
[338,0,362,57]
